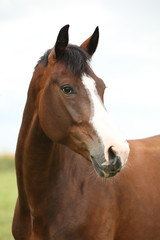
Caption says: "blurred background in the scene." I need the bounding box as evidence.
[0,0,160,239]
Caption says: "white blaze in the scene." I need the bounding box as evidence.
[82,74,129,165]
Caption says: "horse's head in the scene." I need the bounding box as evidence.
[38,25,130,178]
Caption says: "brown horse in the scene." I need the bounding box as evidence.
[12,25,160,240]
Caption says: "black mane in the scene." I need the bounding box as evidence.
[35,44,90,76]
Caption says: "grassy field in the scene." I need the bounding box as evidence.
[0,155,17,240]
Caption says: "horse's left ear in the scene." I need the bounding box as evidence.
[49,25,69,61]
[80,27,99,56]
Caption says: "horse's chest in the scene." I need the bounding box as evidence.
[29,177,116,239]
[47,189,115,240]
[50,198,91,239]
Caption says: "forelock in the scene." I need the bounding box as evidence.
[35,44,90,76]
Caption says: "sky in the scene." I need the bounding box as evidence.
[0,0,160,153]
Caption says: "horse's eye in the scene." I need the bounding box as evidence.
[61,85,75,95]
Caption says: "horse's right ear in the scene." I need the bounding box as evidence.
[49,25,69,62]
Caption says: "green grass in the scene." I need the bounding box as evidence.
[0,155,17,240]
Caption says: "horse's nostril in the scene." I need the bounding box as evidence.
[108,147,121,170]
[108,147,117,164]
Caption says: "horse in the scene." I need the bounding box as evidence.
[12,25,160,240]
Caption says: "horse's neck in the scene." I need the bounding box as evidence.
[16,109,73,210]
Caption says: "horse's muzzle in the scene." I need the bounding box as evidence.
[91,147,123,178]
